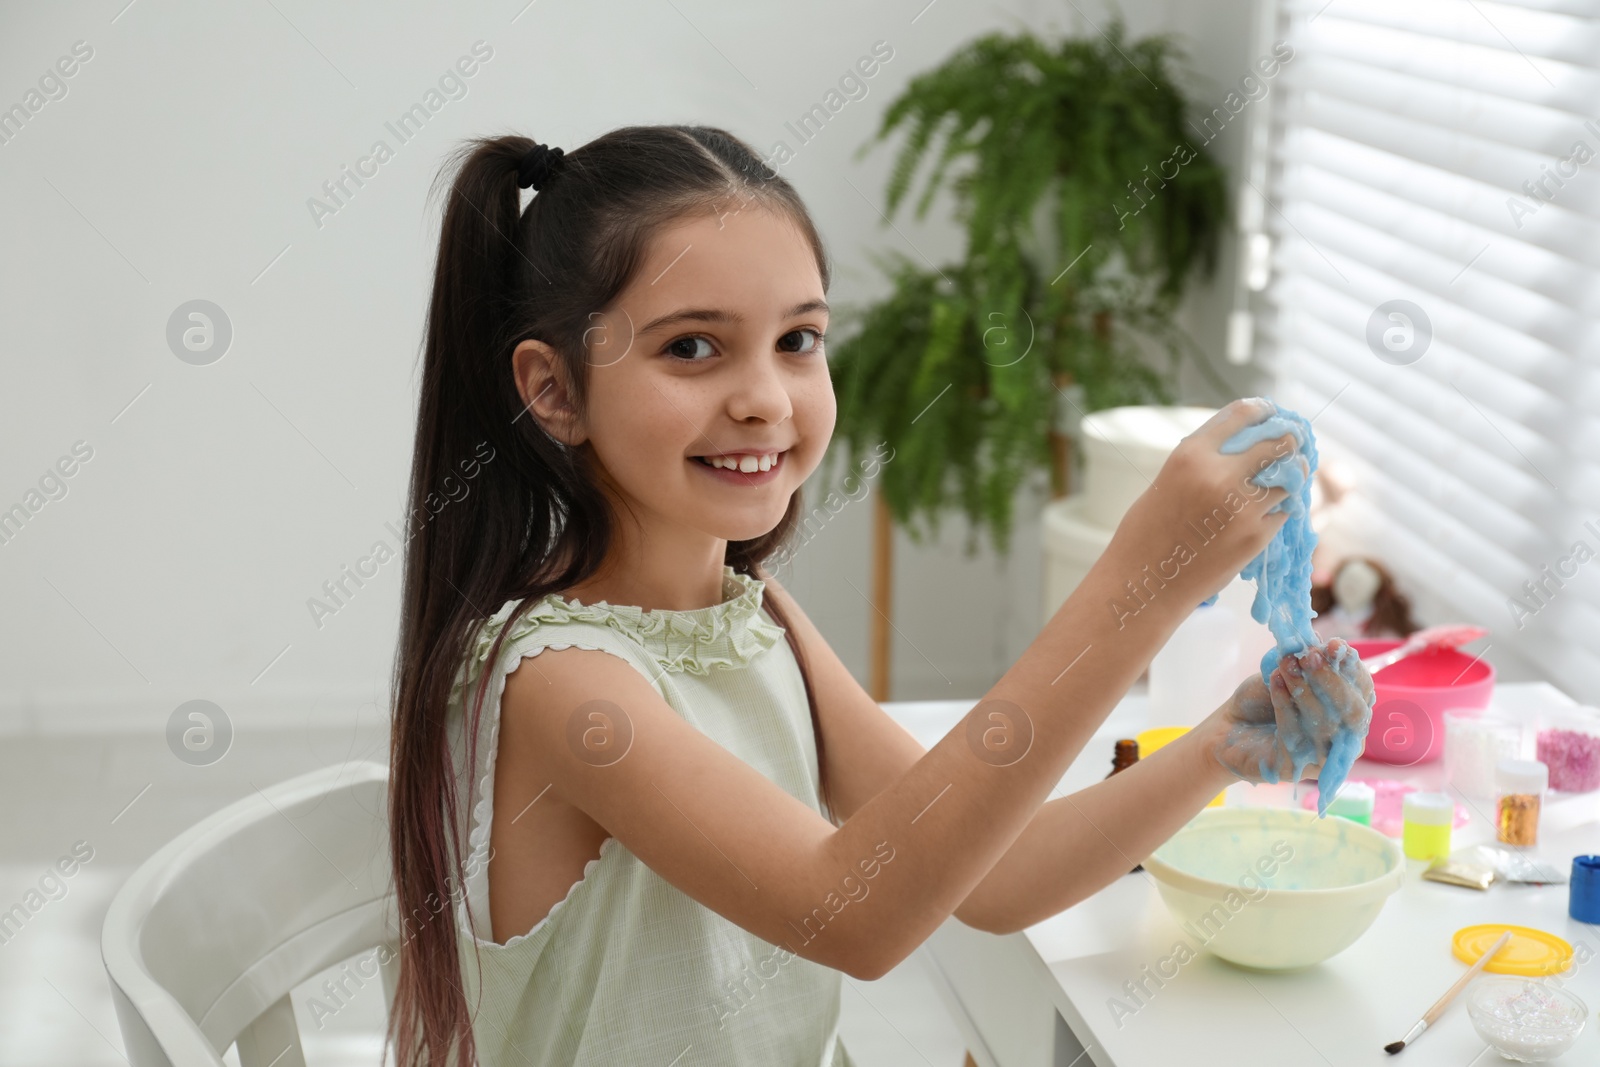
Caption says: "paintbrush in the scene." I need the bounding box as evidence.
[1384,929,1512,1054]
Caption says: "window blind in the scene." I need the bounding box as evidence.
[1251,0,1600,703]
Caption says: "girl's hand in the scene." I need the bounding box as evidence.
[1108,397,1308,606]
[1207,638,1376,784]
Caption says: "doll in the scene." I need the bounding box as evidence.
[1310,557,1420,643]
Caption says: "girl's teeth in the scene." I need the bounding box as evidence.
[703,453,777,471]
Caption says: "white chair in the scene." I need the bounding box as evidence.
[101,760,400,1067]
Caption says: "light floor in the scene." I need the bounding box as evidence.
[0,727,972,1066]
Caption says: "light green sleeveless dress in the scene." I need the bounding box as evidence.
[445,565,857,1067]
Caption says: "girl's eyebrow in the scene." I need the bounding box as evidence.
[638,299,829,335]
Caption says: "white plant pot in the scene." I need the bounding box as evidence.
[1041,405,1216,622]
[1078,405,1218,529]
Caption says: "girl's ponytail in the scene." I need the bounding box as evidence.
[387,126,834,1067]
[386,135,537,1067]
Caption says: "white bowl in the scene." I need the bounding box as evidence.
[1467,977,1587,1062]
[1143,807,1404,970]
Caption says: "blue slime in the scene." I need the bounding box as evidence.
[1214,399,1372,815]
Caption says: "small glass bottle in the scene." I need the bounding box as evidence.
[1495,759,1547,848]
[1402,792,1452,861]
[1107,739,1140,778]
[1107,739,1142,873]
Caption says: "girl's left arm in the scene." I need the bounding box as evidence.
[962,643,1373,933]
[761,570,1230,935]
[952,717,1236,934]
[761,571,1367,936]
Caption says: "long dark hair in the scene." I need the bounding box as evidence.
[384,126,836,1067]
[1310,556,1420,638]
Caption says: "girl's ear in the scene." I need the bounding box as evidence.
[513,338,587,446]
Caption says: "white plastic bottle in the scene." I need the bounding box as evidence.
[1148,598,1243,729]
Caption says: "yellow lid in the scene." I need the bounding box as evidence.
[1451,924,1574,977]
[1136,727,1189,754]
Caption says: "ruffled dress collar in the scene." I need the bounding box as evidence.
[460,565,785,685]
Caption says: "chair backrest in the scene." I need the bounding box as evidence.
[101,760,400,1067]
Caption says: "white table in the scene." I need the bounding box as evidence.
[886,683,1600,1067]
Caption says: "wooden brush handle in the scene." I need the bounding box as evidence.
[1423,931,1512,1026]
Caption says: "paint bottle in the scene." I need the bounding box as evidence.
[1495,759,1547,848]
[1402,792,1452,861]
[1325,782,1375,826]
[1571,856,1600,924]
[1148,600,1240,730]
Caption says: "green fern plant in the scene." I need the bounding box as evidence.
[825,20,1230,558]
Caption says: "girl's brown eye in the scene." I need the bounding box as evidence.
[664,336,714,362]
[779,328,824,354]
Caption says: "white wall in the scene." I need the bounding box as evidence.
[0,0,1261,732]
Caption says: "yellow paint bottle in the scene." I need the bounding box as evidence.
[1403,792,1453,861]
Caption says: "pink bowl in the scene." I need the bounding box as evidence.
[1352,639,1495,765]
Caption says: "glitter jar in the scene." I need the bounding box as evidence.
[1496,759,1548,849]
[1445,709,1523,802]
[1402,791,1453,861]
[1534,705,1600,794]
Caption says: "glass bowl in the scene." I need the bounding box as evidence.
[1466,977,1587,1062]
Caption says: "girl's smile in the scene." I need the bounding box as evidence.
[689,447,790,485]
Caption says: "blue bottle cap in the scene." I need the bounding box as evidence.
[1571,855,1600,925]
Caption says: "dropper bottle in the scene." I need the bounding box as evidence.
[1107,739,1142,872]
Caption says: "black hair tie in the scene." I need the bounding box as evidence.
[517,143,565,191]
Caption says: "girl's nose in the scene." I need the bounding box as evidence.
[727,351,794,424]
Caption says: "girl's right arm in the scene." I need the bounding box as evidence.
[499,398,1298,980]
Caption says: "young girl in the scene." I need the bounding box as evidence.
[386,125,1373,1067]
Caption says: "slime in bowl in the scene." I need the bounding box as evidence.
[1144,808,1404,970]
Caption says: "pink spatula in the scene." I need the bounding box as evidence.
[1362,624,1489,674]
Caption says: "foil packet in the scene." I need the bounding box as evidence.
[1423,845,1570,890]
[1461,844,1569,886]
[1423,856,1496,891]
